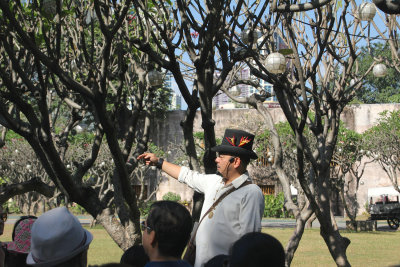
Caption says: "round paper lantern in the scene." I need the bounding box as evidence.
[265,52,286,74]
[147,70,163,87]
[373,63,387,77]
[358,2,376,21]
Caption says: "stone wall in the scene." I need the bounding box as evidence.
[151,104,400,214]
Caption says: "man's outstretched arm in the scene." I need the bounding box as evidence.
[137,152,181,179]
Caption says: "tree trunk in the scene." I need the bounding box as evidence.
[181,106,204,222]
[315,188,351,267]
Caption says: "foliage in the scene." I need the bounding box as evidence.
[0,0,180,249]
[363,110,400,155]
[148,142,166,157]
[264,192,292,218]
[138,200,154,217]
[363,110,400,189]
[68,132,97,145]
[5,199,20,214]
[4,130,24,142]
[356,43,400,103]
[70,202,87,215]
[162,192,181,202]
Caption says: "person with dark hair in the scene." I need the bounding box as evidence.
[142,201,193,267]
[26,207,93,267]
[120,245,149,267]
[228,232,285,267]
[3,215,37,267]
[204,255,228,267]
[138,129,265,267]
[89,264,132,267]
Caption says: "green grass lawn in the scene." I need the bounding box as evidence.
[1,224,399,266]
[265,228,400,267]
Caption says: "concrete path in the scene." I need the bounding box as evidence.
[6,215,396,231]
[261,217,394,231]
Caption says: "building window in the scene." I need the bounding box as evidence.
[259,185,275,195]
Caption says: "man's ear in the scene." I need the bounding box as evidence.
[233,157,241,168]
[149,230,157,248]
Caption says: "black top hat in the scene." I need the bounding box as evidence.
[211,129,258,159]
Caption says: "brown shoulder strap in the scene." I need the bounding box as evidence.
[189,181,252,243]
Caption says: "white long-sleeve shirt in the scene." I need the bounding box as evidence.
[178,167,265,267]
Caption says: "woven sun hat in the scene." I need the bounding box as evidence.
[26,207,93,267]
[6,216,37,254]
[211,129,258,159]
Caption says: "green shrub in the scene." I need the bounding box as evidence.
[70,203,86,215]
[5,199,21,214]
[264,192,292,218]
[162,192,181,202]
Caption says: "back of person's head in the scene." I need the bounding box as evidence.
[4,215,37,267]
[146,200,193,258]
[26,206,93,267]
[229,232,285,267]
[89,264,132,267]
[204,254,229,267]
[120,245,149,267]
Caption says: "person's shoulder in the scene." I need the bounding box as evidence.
[247,183,264,193]
[242,184,264,201]
[177,260,192,267]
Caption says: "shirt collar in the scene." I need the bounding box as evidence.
[231,172,251,188]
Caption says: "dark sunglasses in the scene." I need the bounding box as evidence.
[0,213,7,222]
[140,221,152,232]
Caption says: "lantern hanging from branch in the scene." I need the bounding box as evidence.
[358,2,376,21]
[373,63,387,77]
[265,52,286,74]
[147,70,163,87]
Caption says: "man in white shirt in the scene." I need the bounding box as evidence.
[138,129,265,267]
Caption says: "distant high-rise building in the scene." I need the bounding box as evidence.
[170,93,182,110]
[212,32,288,109]
[163,72,181,110]
[212,66,277,110]
[164,72,173,92]
[212,68,254,110]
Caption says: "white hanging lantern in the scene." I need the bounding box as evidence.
[373,63,387,77]
[265,52,286,74]
[42,0,61,16]
[358,2,376,21]
[147,70,163,87]
[240,29,262,45]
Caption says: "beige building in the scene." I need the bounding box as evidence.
[150,104,400,215]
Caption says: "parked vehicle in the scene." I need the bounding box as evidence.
[368,186,400,229]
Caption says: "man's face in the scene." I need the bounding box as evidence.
[215,153,235,178]
[141,220,153,255]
